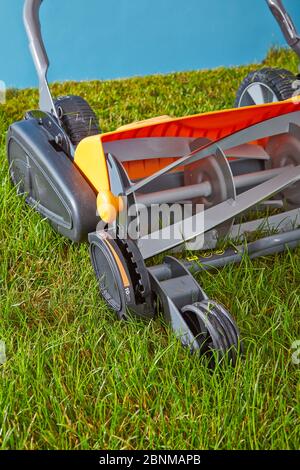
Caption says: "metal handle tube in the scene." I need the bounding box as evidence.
[23,0,58,116]
[266,0,300,57]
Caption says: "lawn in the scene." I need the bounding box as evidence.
[0,48,299,450]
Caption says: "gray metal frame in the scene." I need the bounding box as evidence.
[126,112,300,196]
[131,116,300,258]
[103,138,269,163]
[266,0,300,58]
[149,228,300,278]
[138,164,300,258]
[23,0,58,117]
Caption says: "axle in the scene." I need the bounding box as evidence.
[136,167,283,206]
[148,228,300,281]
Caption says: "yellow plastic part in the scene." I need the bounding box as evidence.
[97,190,124,224]
[74,135,110,192]
[117,115,172,131]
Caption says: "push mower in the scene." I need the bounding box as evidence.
[7,0,300,364]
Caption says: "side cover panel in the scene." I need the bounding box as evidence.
[7,117,99,242]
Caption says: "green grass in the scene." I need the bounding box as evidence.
[0,48,300,450]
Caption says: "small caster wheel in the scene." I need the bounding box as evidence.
[181,299,242,365]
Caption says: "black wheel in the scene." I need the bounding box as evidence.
[89,231,154,320]
[181,300,242,365]
[55,95,100,146]
[235,67,296,107]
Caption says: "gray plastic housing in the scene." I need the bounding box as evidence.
[7,116,99,242]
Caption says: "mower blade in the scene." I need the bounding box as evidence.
[139,165,300,258]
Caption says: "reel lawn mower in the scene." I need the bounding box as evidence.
[7,0,300,365]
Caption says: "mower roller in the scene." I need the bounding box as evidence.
[7,0,300,365]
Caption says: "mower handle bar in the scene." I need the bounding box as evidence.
[266,0,300,58]
[23,0,300,117]
[23,0,58,116]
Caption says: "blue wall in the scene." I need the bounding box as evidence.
[0,0,299,89]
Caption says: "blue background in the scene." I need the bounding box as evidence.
[0,0,299,89]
